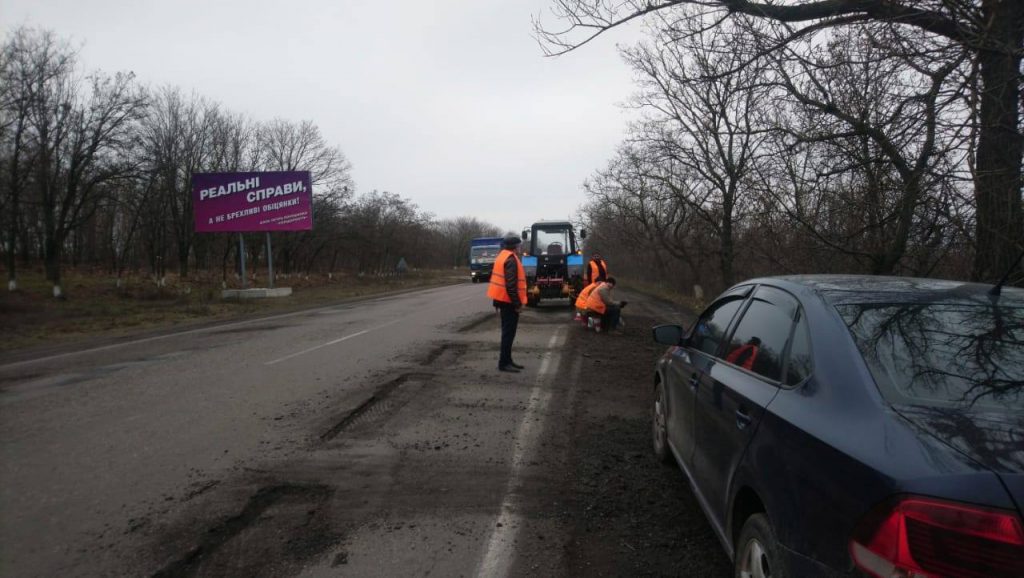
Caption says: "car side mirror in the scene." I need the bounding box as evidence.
[580,229,587,239]
[521,229,529,242]
[652,324,684,346]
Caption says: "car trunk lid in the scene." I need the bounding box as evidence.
[895,404,1024,514]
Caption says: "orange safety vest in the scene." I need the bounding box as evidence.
[726,344,759,370]
[487,249,528,306]
[585,282,609,314]
[575,281,599,309]
[588,259,608,283]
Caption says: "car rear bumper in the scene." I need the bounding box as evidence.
[778,542,852,577]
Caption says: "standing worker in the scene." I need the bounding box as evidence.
[586,251,609,285]
[487,234,528,372]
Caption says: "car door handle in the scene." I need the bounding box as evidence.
[689,374,699,389]
[735,409,752,430]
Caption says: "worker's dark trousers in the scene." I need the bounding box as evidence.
[497,303,520,367]
[602,304,621,330]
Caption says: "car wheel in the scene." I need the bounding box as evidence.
[652,381,671,463]
[735,513,788,578]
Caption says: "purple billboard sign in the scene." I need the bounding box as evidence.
[192,171,313,233]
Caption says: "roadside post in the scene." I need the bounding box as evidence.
[266,232,274,289]
[239,234,247,289]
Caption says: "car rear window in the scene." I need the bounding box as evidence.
[837,302,1024,411]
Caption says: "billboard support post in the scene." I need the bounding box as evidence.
[266,232,275,289]
[239,234,247,289]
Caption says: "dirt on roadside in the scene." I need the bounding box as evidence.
[554,310,732,577]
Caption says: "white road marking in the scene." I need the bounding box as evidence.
[264,318,400,366]
[477,326,568,578]
[263,293,480,366]
[0,284,470,371]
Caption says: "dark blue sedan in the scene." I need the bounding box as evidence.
[651,275,1024,578]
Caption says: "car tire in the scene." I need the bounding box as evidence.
[734,513,788,578]
[652,381,671,463]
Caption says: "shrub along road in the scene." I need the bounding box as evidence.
[0,282,729,576]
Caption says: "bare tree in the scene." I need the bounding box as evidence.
[621,17,770,286]
[254,118,355,276]
[348,191,424,274]
[537,0,1023,282]
[0,28,75,291]
[583,142,707,285]
[138,87,220,279]
[436,216,502,267]
[755,24,970,274]
[12,28,146,298]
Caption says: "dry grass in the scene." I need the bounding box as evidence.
[620,279,706,312]
[0,267,464,352]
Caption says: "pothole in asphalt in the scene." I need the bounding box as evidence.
[421,342,469,365]
[456,312,495,333]
[182,480,220,502]
[152,484,335,578]
[320,372,435,441]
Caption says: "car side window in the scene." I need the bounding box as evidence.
[691,297,747,358]
[785,315,813,386]
[724,286,799,381]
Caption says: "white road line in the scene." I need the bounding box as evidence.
[0,283,470,371]
[477,326,567,578]
[263,318,403,365]
[436,293,478,307]
[263,292,480,366]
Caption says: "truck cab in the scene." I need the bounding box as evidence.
[520,221,585,306]
[469,237,503,283]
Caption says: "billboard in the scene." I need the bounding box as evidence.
[192,171,313,233]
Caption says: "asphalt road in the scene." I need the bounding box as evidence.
[0,282,728,577]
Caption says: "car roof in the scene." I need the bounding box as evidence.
[742,274,1024,307]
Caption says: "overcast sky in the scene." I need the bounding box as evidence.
[1,0,642,234]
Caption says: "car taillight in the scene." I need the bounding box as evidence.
[850,495,1024,578]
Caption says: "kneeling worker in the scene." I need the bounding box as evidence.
[487,234,528,372]
[575,280,600,316]
[584,277,623,332]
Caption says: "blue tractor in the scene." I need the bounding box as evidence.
[520,220,586,306]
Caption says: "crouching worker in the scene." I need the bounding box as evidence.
[584,277,623,333]
[574,281,600,321]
